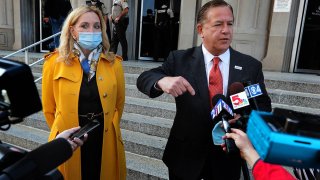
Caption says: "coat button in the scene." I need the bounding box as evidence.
[105,112,109,116]
[105,128,108,132]
[103,93,107,98]
[98,76,103,81]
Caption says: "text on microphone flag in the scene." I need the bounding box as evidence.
[244,83,262,98]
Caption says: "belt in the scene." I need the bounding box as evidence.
[79,112,103,120]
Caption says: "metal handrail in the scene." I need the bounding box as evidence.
[3,32,61,59]
[2,32,61,83]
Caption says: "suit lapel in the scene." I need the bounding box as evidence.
[191,46,211,113]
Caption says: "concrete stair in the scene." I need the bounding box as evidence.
[1,52,320,179]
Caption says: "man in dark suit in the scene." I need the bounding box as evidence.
[136,0,271,179]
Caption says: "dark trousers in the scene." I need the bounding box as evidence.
[168,147,241,180]
[49,16,65,49]
[110,17,129,60]
[153,25,170,61]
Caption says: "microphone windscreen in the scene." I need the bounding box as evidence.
[27,138,72,175]
[228,82,245,95]
[211,94,226,106]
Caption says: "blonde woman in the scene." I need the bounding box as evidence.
[42,6,126,180]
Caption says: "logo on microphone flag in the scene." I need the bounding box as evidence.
[245,84,262,98]
[230,91,250,109]
[211,99,233,119]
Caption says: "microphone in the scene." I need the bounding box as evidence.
[243,81,263,111]
[0,138,72,180]
[211,94,238,154]
[229,82,250,111]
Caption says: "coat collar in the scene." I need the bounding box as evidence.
[53,51,114,82]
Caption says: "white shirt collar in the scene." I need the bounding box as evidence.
[202,45,230,64]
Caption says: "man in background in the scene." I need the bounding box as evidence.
[110,0,129,61]
[44,0,72,51]
[86,0,111,41]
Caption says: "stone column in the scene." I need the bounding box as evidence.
[177,0,198,49]
[0,0,14,50]
[263,0,300,72]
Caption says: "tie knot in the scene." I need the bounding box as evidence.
[213,57,220,66]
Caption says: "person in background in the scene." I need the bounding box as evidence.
[86,0,112,41]
[110,0,129,61]
[141,9,155,57]
[153,0,174,61]
[223,128,296,180]
[44,0,72,51]
[136,0,271,179]
[42,6,126,180]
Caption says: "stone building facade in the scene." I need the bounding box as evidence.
[0,0,319,74]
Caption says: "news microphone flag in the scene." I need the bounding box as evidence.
[244,83,263,98]
[230,91,250,110]
[211,99,233,120]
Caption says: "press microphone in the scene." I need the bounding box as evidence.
[211,94,238,154]
[243,81,263,111]
[0,138,72,180]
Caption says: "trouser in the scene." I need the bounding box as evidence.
[110,17,129,60]
[49,16,66,49]
[153,25,170,61]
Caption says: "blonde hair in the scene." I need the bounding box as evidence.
[58,6,111,63]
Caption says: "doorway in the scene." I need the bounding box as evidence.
[295,0,320,74]
[138,0,180,61]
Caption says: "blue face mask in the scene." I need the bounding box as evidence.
[77,32,102,50]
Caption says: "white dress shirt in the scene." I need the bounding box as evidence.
[202,45,230,96]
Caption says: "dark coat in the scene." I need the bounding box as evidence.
[136,46,272,179]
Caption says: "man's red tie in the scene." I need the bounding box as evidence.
[209,57,223,106]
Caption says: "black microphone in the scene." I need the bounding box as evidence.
[243,81,263,111]
[211,94,239,154]
[228,82,252,130]
[0,138,72,180]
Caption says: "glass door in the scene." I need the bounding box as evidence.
[138,0,155,60]
[295,0,320,74]
[138,0,180,61]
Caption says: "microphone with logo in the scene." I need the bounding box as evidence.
[243,81,263,111]
[228,82,251,129]
[0,138,73,180]
[211,94,239,154]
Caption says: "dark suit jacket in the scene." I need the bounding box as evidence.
[136,46,272,179]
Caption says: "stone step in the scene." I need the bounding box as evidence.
[121,112,173,139]
[125,96,176,119]
[264,71,320,94]
[269,89,320,109]
[126,152,168,180]
[0,124,169,179]
[122,129,166,160]
[272,103,320,116]
[22,112,168,160]
[23,111,173,140]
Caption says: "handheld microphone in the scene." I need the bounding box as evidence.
[228,82,252,130]
[211,94,238,154]
[0,138,72,180]
[243,81,263,111]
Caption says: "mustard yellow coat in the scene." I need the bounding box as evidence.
[42,51,126,180]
